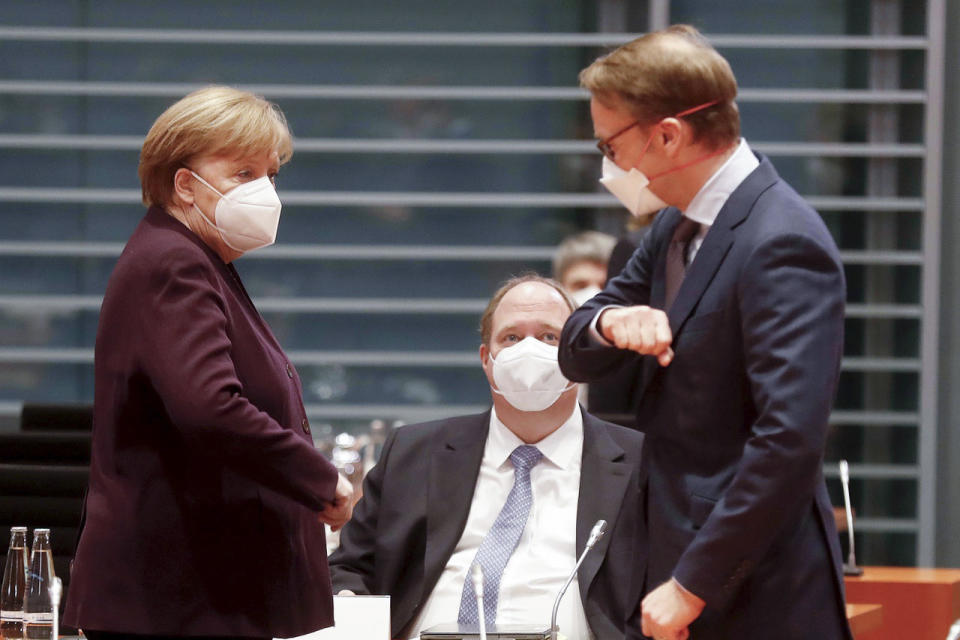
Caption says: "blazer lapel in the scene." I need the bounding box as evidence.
[648,209,679,312]
[635,209,680,399]
[667,154,780,337]
[576,413,632,600]
[665,226,734,335]
[422,411,490,603]
[636,155,780,403]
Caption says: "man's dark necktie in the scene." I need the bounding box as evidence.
[664,216,701,311]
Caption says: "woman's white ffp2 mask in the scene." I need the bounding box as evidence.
[191,171,282,254]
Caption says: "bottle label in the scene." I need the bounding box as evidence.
[0,611,24,621]
[22,612,53,624]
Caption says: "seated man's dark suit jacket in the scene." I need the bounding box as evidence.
[559,154,853,639]
[328,409,644,639]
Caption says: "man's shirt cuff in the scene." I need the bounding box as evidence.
[587,305,622,346]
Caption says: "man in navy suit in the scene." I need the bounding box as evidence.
[330,275,645,640]
[559,26,853,640]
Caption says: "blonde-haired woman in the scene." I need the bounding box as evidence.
[64,86,353,640]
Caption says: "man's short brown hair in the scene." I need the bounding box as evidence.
[138,85,293,208]
[579,24,740,149]
[552,231,617,284]
[479,273,576,346]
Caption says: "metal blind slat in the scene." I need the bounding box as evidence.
[0,187,926,211]
[0,242,926,265]
[0,81,927,103]
[0,348,921,373]
[0,27,930,49]
[824,464,919,479]
[0,295,927,318]
[0,134,928,158]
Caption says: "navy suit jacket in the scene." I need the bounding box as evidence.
[559,155,853,639]
[328,410,645,640]
[64,206,340,637]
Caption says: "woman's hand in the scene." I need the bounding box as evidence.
[318,472,355,532]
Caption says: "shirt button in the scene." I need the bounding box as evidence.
[301,417,310,435]
[286,363,294,379]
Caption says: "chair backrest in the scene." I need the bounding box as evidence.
[20,404,93,432]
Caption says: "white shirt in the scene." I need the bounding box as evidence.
[589,138,759,341]
[681,137,759,262]
[407,406,592,640]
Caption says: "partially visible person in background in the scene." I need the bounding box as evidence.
[554,230,643,420]
[606,224,650,285]
[552,230,617,307]
[64,86,353,640]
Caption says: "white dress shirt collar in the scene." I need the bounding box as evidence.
[682,138,759,228]
[488,404,583,472]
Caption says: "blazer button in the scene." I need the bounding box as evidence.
[286,363,294,379]
[301,417,310,435]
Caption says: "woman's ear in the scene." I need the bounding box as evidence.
[172,167,196,206]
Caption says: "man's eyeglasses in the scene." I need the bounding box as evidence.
[596,120,641,161]
[595,100,721,161]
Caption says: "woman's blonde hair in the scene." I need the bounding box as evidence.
[138,86,293,207]
[580,25,740,149]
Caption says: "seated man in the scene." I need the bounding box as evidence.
[329,274,644,640]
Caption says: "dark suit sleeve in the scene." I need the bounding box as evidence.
[672,233,845,609]
[606,237,638,282]
[138,248,339,510]
[328,428,400,595]
[559,214,662,382]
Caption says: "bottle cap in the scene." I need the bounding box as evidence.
[34,528,50,534]
[11,526,27,532]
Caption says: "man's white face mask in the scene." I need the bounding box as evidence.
[599,156,669,218]
[490,337,575,412]
[596,99,723,218]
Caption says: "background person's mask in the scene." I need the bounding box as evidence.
[571,285,603,308]
[491,337,574,412]
[191,171,282,253]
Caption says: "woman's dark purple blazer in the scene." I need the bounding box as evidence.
[64,206,340,638]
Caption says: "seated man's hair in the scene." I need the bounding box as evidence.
[479,273,575,345]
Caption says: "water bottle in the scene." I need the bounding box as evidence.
[0,527,29,639]
[946,618,960,640]
[22,530,55,640]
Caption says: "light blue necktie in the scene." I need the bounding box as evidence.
[458,444,543,625]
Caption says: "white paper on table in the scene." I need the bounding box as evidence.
[277,594,391,640]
